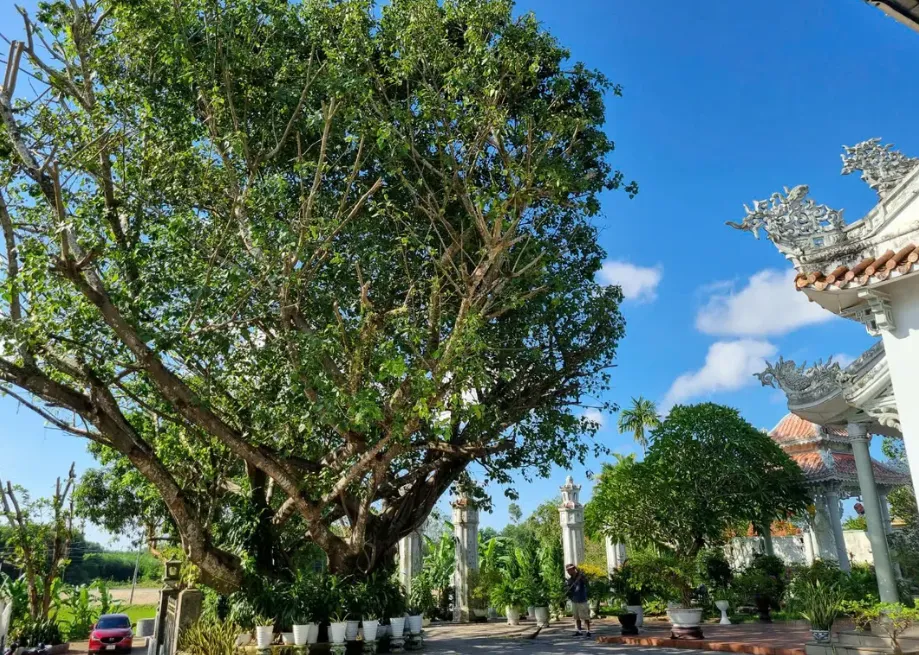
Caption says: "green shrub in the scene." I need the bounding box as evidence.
[697,548,732,594]
[12,619,63,647]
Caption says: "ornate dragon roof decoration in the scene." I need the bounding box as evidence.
[756,355,844,404]
[726,185,846,251]
[841,138,919,199]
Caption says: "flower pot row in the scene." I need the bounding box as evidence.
[503,605,550,626]
[245,615,423,647]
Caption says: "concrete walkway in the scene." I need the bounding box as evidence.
[424,619,720,655]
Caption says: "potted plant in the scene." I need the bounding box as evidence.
[529,586,550,627]
[362,614,380,643]
[798,580,843,644]
[491,578,527,625]
[254,614,274,648]
[329,612,348,644]
[659,557,704,640]
[406,606,423,636]
[736,569,781,623]
[861,603,919,655]
[697,548,733,626]
[468,570,490,623]
[616,607,639,636]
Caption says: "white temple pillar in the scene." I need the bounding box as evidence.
[802,525,817,565]
[452,497,479,623]
[813,492,842,564]
[825,490,851,572]
[398,530,423,599]
[558,476,585,572]
[605,537,626,575]
[878,276,919,497]
[847,422,898,602]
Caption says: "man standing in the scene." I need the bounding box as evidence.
[565,564,591,637]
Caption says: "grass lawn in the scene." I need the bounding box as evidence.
[56,604,158,632]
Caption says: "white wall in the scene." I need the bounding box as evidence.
[724,531,872,569]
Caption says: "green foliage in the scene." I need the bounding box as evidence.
[587,404,809,559]
[861,603,919,654]
[696,549,733,594]
[490,577,529,611]
[842,516,867,531]
[0,0,633,588]
[179,618,241,655]
[11,618,63,647]
[798,581,844,631]
[70,552,163,585]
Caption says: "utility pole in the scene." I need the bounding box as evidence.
[129,533,142,605]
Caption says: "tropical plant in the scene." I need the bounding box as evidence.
[798,581,844,631]
[617,397,660,454]
[179,618,241,655]
[11,618,63,647]
[490,578,529,612]
[0,0,633,590]
[588,405,809,559]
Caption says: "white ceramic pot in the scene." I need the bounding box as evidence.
[345,620,360,641]
[407,615,423,635]
[292,625,309,646]
[667,608,703,628]
[307,623,319,645]
[362,620,379,642]
[422,617,431,628]
[811,629,830,644]
[329,622,347,644]
[506,606,521,626]
[626,605,644,627]
[527,606,536,620]
[255,625,274,649]
[715,600,731,625]
[534,606,550,627]
[281,632,295,645]
[377,624,389,639]
[389,617,405,639]
[235,633,252,647]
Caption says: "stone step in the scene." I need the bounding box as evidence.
[836,630,919,650]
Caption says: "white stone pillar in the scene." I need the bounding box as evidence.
[878,277,919,497]
[847,422,898,602]
[605,537,626,575]
[825,490,851,572]
[558,476,585,572]
[452,498,479,623]
[812,492,842,564]
[398,530,423,599]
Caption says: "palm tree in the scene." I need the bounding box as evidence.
[617,396,661,455]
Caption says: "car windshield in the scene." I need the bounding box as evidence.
[96,616,130,630]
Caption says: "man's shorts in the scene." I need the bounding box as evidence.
[572,602,590,621]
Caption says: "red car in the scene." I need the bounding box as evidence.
[88,614,133,654]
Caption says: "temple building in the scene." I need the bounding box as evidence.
[728,138,919,602]
[767,414,908,570]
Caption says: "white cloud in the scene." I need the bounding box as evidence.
[598,261,663,302]
[582,408,606,428]
[663,339,778,409]
[695,269,834,337]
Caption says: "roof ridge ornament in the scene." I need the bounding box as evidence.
[756,355,844,403]
[841,138,919,199]
[726,184,846,251]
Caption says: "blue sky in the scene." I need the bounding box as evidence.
[0,0,913,541]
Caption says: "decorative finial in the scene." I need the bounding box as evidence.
[756,356,844,403]
[726,185,845,250]
[841,138,918,198]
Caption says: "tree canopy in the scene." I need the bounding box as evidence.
[0,0,634,591]
[586,403,809,558]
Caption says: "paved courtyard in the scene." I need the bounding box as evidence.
[424,620,720,655]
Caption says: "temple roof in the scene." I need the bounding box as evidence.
[793,243,919,292]
[769,413,911,487]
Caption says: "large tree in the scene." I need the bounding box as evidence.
[0,0,633,591]
[586,403,809,558]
